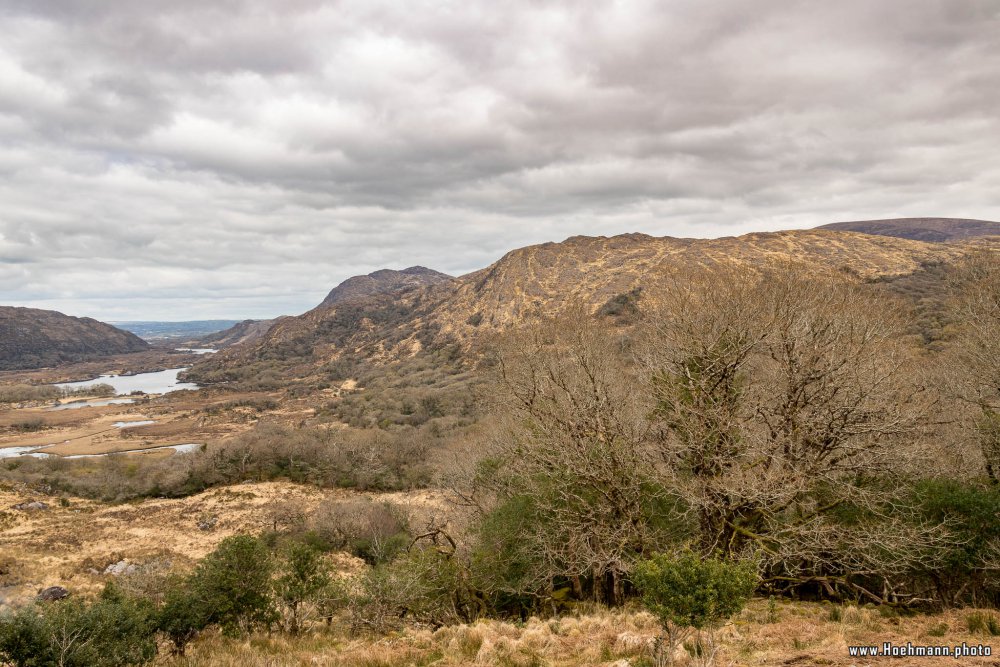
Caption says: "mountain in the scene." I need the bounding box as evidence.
[197,318,282,348]
[817,217,1000,242]
[422,230,966,334]
[189,228,999,384]
[0,307,150,371]
[320,266,453,307]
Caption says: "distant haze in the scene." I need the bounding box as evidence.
[112,320,244,341]
[1,1,998,320]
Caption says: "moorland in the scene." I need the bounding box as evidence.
[2,219,1000,666]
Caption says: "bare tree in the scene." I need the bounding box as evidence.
[944,251,1000,484]
[475,307,671,605]
[642,266,942,601]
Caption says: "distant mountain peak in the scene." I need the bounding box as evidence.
[320,266,453,308]
[818,217,1000,242]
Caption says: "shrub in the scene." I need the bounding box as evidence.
[0,384,61,404]
[187,535,277,635]
[273,542,332,634]
[9,419,46,432]
[311,499,410,565]
[156,575,211,656]
[0,606,50,666]
[633,550,758,631]
[0,422,433,503]
[350,548,481,633]
[911,480,1000,606]
[0,585,156,667]
[633,550,758,665]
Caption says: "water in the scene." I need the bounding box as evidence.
[55,368,198,396]
[175,348,217,355]
[0,443,201,459]
[113,420,155,428]
[61,443,203,459]
[0,445,53,459]
[48,398,136,411]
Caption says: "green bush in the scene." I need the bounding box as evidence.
[156,575,211,656]
[911,480,1000,605]
[187,535,277,635]
[0,585,156,667]
[273,542,332,634]
[632,550,758,632]
[350,548,481,633]
[0,606,50,666]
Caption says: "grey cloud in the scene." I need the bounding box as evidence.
[0,0,999,319]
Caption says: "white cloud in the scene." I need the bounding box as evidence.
[0,0,998,319]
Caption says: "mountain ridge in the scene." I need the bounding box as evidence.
[189,225,1000,383]
[817,217,1000,242]
[0,306,150,371]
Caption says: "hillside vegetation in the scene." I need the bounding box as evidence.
[188,228,999,389]
[0,307,149,371]
[3,223,1000,666]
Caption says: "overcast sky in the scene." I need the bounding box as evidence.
[1,1,998,320]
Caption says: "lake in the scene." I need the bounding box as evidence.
[55,368,199,396]
[0,445,52,459]
[48,398,136,411]
[0,443,202,459]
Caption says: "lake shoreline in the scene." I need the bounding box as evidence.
[55,367,200,396]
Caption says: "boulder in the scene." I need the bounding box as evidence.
[103,559,137,576]
[197,514,218,531]
[12,501,48,511]
[36,586,69,601]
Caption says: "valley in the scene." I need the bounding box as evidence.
[2,222,1000,666]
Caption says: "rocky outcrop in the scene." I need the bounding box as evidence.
[36,586,69,601]
[320,266,453,307]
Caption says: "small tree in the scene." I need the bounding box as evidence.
[188,535,276,635]
[156,575,210,656]
[476,310,669,605]
[273,542,332,634]
[633,550,758,666]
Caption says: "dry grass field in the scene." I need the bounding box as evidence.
[0,481,443,606]
[165,599,1000,666]
[1,480,997,666]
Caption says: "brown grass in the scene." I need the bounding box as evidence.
[0,481,446,606]
[163,600,1000,666]
[1,480,997,665]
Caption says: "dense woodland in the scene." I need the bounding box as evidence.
[2,252,1000,665]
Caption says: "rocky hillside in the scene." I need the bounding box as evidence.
[197,318,281,348]
[320,266,453,307]
[425,230,972,336]
[0,307,150,371]
[189,269,451,354]
[818,217,1000,242]
[189,228,1000,384]
[193,267,454,373]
